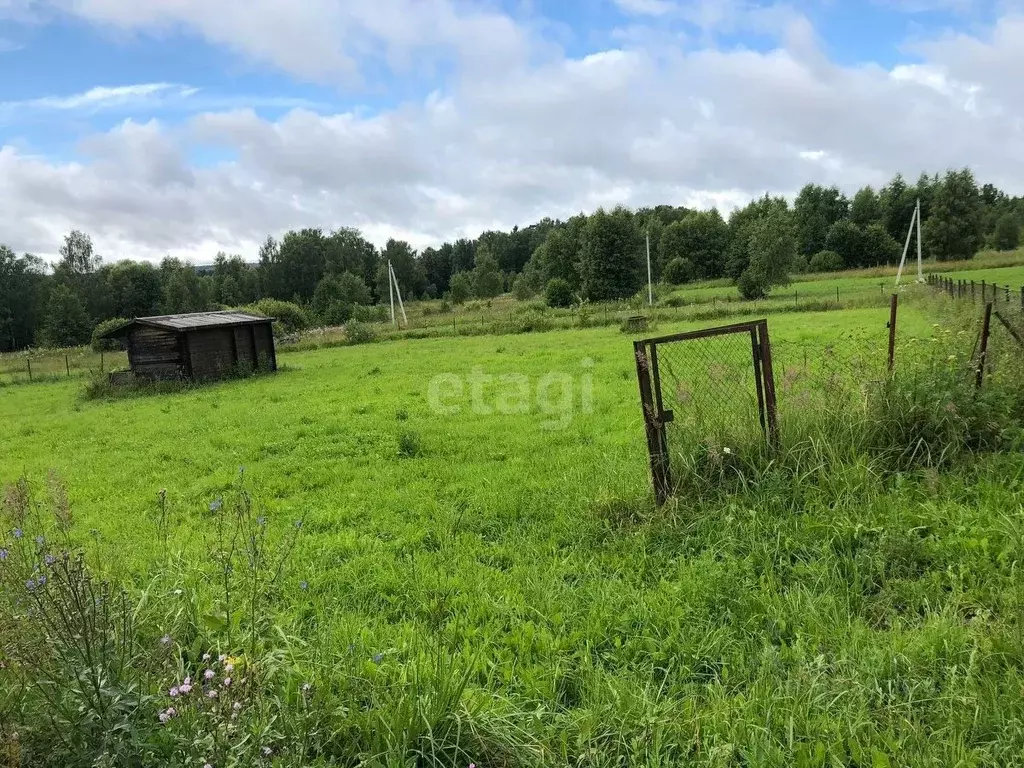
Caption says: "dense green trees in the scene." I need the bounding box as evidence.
[1,166,1022,351]
[580,207,644,301]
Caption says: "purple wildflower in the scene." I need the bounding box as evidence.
[204,669,215,680]
[25,578,35,591]
[372,653,384,664]
[207,690,218,699]
[37,575,45,586]
[0,548,8,561]
[222,677,232,688]
[34,535,44,547]
[225,663,234,673]
[44,554,55,566]
[209,499,223,513]
[299,581,308,591]
[294,519,303,529]
[13,528,22,540]
[179,680,192,694]
[169,687,180,698]
[257,516,266,527]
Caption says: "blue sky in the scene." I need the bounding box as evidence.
[0,0,1021,261]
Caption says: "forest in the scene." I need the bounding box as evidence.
[2,167,1022,352]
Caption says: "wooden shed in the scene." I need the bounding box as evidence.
[101,311,277,382]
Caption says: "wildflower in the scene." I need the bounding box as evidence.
[202,653,211,661]
[174,589,183,596]
[37,575,46,586]
[232,702,242,711]
[44,554,55,566]
[204,763,213,768]
[209,499,223,513]
[299,581,308,591]
[295,520,303,529]
[0,548,8,561]
[262,747,272,757]
[257,516,266,527]
[169,687,180,698]
[34,535,44,547]
[158,708,177,723]
[161,634,172,646]
[225,663,234,673]
[218,654,227,663]
[301,683,312,694]
[13,528,22,539]
[373,653,384,664]
[179,680,193,694]
[25,578,36,591]
[204,669,215,680]
[207,690,218,699]
[223,677,232,688]
[722,447,732,455]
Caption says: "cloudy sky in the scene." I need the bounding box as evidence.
[0,0,1022,263]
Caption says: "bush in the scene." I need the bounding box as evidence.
[448,272,473,305]
[809,250,845,272]
[545,278,574,308]
[790,253,810,274]
[352,304,387,323]
[91,318,130,352]
[397,430,422,457]
[245,299,309,336]
[345,321,378,345]
[737,269,768,300]
[662,257,694,285]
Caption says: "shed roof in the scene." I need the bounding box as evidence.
[100,311,274,338]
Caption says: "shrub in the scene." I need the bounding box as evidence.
[352,304,387,323]
[809,250,844,272]
[790,253,810,274]
[448,273,473,305]
[737,269,768,300]
[663,257,694,285]
[345,321,378,345]
[245,299,309,336]
[91,317,130,352]
[545,278,574,308]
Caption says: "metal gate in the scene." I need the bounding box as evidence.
[634,320,779,505]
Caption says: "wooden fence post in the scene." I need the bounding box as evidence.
[65,354,70,376]
[888,293,898,372]
[977,302,993,390]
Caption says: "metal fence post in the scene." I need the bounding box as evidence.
[65,354,70,377]
[977,303,993,390]
[757,321,780,449]
[27,357,32,381]
[634,342,671,505]
[888,293,898,372]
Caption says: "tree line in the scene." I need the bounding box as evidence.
[2,167,1021,351]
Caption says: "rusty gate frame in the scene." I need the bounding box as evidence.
[634,319,779,505]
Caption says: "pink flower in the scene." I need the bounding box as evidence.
[179,682,192,694]
[204,669,215,680]
[169,687,180,698]
[225,663,234,673]
[207,690,218,699]
[223,677,232,688]
[183,676,192,686]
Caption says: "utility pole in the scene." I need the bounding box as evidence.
[646,230,653,307]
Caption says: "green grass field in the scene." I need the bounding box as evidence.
[7,291,1024,765]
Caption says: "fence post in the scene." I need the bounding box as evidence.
[971,280,976,299]
[27,357,32,381]
[1020,286,1024,312]
[1006,286,1011,304]
[65,354,70,377]
[888,293,898,373]
[101,350,104,373]
[757,322,780,450]
[836,286,840,304]
[634,342,671,505]
[977,303,993,390]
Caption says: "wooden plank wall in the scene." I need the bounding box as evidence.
[187,328,237,381]
[254,323,277,371]
[234,326,256,370]
[128,327,184,380]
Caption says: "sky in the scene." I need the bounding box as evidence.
[0,0,1022,263]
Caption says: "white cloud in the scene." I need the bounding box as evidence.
[613,0,677,16]
[20,83,186,110]
[2,5,1024,263]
